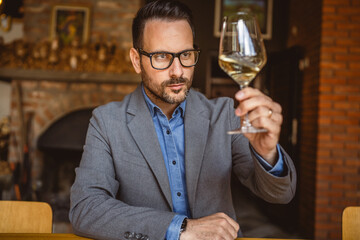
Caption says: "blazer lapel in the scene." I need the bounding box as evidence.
[126,86,173,209]
[184,89,210,216]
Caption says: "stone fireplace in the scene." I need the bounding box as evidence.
[6,75,139,230]
[37,107,93,223]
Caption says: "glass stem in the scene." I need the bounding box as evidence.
[238,84,251,129]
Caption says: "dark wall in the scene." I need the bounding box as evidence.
[0,0,24,18]
[180,0,219,91]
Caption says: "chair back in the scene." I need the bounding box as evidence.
[0,200,53,233]
[343,206,360,240]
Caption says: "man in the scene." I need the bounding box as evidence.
[69,1,296,240]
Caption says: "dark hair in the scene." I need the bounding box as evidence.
[132,0,195,49]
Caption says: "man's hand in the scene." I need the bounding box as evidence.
[179,212,239,240]
[235,87,283,165]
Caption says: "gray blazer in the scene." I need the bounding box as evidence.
[69,85,296,240]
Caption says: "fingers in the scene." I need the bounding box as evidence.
[181,212,239,240]
[235,88,282,118]
[244,105,282,122]
[214,213,240,237]
[234,88,283,131]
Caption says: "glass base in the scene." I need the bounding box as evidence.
[228,125,267,134]
[228,116,268,134]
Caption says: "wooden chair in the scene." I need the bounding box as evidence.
[343,206,360,240]
[0,200,53,233]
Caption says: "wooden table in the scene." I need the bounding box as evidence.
[0,234,90,239]
[0,233,308,240]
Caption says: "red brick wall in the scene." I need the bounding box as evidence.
[317,0,360,239]
[288,0,360,239]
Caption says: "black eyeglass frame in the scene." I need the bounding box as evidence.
[137,48,201,70]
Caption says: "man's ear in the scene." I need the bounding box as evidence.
[129,48,141,74]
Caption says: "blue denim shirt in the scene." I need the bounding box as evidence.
[142,86,284,240]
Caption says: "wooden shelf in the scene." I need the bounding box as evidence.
[0,68,141,84]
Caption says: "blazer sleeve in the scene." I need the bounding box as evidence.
[69,107,175,240]
[228,100,297,204]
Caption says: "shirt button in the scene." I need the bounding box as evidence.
[166,129,171,135]
[172,160,176,165]
[177,192,181,197]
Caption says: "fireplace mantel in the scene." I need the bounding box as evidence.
[0,68,141,84]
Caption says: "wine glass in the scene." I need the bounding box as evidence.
[218,11,267,134]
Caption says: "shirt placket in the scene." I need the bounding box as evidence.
[158,111,188,216]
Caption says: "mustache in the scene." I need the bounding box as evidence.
[162,77,187,87]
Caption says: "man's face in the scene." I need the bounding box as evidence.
[139,19,195,105]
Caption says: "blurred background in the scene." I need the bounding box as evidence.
[0,0,359,239]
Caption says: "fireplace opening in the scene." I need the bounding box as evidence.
[37,108,94,226]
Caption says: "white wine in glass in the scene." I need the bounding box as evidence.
[218,12,267,134]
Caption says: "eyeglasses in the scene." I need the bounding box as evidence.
[137,48,201,70]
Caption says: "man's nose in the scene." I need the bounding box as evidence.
[169,57,184,78]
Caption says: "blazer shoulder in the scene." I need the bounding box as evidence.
[93,93,132,120]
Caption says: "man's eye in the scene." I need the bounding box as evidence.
[154,53,169,61]
[181,51,192,59]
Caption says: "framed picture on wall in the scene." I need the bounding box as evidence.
[50,5,91,45]
[214,0,273,39]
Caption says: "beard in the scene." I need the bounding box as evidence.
[140,64,193,105]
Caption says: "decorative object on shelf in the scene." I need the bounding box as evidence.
[0,13,11,32]
[0,39,134,74]
[48,38,59,65]
[214,0,273,39]
[0,160,12,193]
[0,117,10,162]
[50,4,91,46]
[0,0,24,32]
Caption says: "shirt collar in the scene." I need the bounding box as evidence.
[141,84,186,118]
